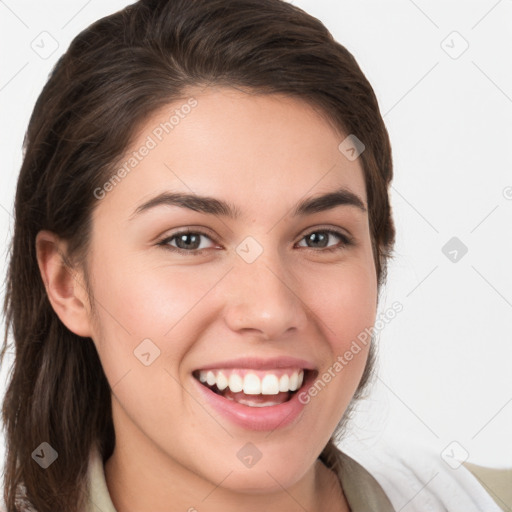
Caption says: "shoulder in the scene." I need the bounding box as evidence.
[334,438,508,512]
[462,461,512,511]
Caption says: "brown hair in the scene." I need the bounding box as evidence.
[1,0,395,509]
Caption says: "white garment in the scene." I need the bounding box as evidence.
[339,438,505,512]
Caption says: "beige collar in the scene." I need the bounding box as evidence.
[332,448,395,511]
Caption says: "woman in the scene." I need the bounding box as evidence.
[1,0,508,510]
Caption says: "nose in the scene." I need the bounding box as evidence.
[222,249,309,341]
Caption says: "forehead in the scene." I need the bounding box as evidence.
[94,86,367,222]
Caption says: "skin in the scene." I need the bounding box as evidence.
[36,86,378,511]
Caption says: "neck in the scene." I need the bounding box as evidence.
[104,446,350,512]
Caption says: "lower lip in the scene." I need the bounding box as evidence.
[193,371,315,432]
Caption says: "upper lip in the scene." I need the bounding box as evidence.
[194,356,317,372]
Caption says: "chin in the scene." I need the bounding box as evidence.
[204,451,313,493]
[219,469,306,494]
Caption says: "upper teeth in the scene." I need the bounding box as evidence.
[197,369,304,395]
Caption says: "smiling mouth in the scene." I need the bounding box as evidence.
[192,368,315,407]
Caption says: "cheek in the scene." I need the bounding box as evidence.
[88,253,224,381]
[304,258,377,348]
[91,250,216,338]
[86,262,195,427]
[298,257,377,406]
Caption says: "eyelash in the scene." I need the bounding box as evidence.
[157,228,354,256]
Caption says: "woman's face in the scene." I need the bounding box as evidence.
[85,86,377,492]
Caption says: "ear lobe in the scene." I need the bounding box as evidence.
[35,230,94,338]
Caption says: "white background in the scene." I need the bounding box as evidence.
[0,0,511,493]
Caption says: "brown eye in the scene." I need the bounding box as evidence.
[296,229,353,252]
[158,230,217,255]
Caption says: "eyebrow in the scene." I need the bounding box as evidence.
[129,187,367,221]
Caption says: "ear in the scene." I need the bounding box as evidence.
[35,230,94,338]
